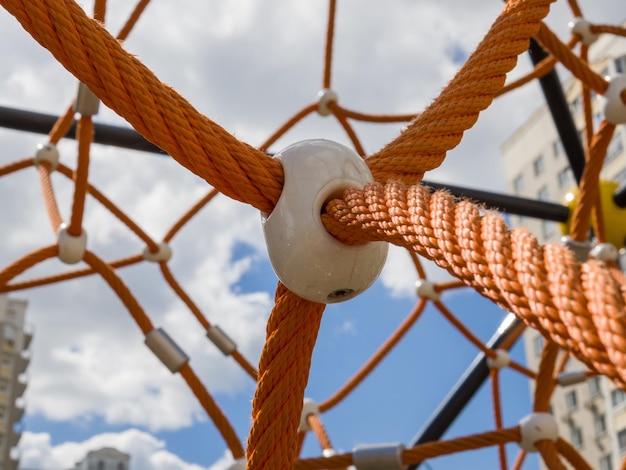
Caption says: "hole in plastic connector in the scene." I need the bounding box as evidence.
[327,288,355,300]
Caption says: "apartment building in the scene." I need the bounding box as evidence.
[70,447,130,470]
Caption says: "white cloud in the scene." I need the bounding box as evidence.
[20,429,226,470]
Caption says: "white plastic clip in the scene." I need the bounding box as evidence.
[414,280,440,301]
[75,82,100,116]
[518,413,558,452]
[486,349,510,370]
[317,89,338,116]
[206,325,237,356]
[568,18,598,45]
[323,448,337,458]
[556,371,588,386]
[299,398,320,432]
[57,223,87,264]
[34,143,59,171]
[261,139,388,303]
[142,242,172,262]
[561,236,591,262]
[603,74,626,125]
[144,328,189,373]
[589,242,618,262]
[352,443,406,470]
[619,248,626,273]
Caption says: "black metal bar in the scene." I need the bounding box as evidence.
[614,182,626,209]
[407,314,524,470]
[421,180,569,222]
[528,38,586,185]
[0,105,165,154]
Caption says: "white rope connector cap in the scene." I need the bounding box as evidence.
[262,139,388,303]
[299,398,320,432]
[206,325,237,356]
[317,89,338,116]
[144,327,189,373]
[518,412,558,452]
[589,242,619,262]
[414,280,440,301]
[323,448,337,458]
[142,242,172,262]
[556,370,588,386]
[35,143,59,171]
[57,223,87,264]
[568,18,598,45]
[603,74,626,124]
[352,443,406,470]
[486,349,510,370]
[561,236,591,262]
[226,458,246,470]
[75,82,100,116]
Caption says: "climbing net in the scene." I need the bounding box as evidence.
[1,0,626,469]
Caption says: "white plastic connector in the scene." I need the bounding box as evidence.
[589,242,619,262]
[414,279,441,301]
[75,82,100,116]
[518,413,558,452]
[486,349,510,370]
[323,448,337,458]
[568,18,598,45]
[603,74,626,124]
[352,443,406,470]
[57,223,87,264]
[34,143,59,171]
[317,89,338,116]
[261,139,388,303]
[619,248,626,273]
[561,236,591,262]
[206,325,237,356]
[556,370,588,386]
[226,458,246,470]
[142,242,172,262]
[299,398,319,432]
[144,328,189,373]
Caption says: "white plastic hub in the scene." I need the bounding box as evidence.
[142,242,172,262]
[35,143,59,171]
[518,412,558,452]
[317,89,338,116]
[590,242,619,262]
[486,349,510,370]
[75,82,101,116]
[144,328,189,373]
[568,18,598,45]
[352,443,406,470]
[322,448,337,458]
[298,397,320,432]
[414,279,441,301]
[556,371,587,386]
[561,236,591,262]
[206,325,237,356]
[57,223,87,264]
[603,74,626,124]
[262,139,388,303]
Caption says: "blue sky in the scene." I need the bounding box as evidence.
[0,0,623,469]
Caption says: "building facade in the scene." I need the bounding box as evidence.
[71,447,130,470]
[502,27,626,470]
[0,295,31,470]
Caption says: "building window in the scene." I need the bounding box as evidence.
[558,167,574,189]
[553,140,563,158]
[600,454,613,470]
[612,389,626,408]
[605,132,624,166]
[0,351,12,366]
[118,464,126,470]
[533,334,544,357]
[570,425,583,449]
[533,155,545,176]
[619,428,626,453]
[537,185,549,201]
[614,168,626,187]
[97,461,105,470]
[513,174,524,194]
[565,390,578,411]
[541,221,555,240]
[570,96,582,116]
[615,55,626,74]
[594,413,607,436]
[0,378,8,392]
[588,376,601,397]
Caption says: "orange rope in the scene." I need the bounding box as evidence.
[37,162,63,231]
[93,0,105,23]
[116,0,151,41]
[258,103,318,153]
[535,440,566,470]
[330,104,416,123]
[490,370,507,470]
[67,115,92,236]
[247,283,325,470]
[0,245,58,287]
[434,300,495,356]
[48,105,75,144]
[0,157,33,177]
[555,437,594,470]
[590,24,626,37]
[319,298,426,412]
[163,189,219,242]
[307,414,333,451]
[533,342,559,412]
[322,0,337,89]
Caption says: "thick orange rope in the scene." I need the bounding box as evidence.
[246,283,325,470]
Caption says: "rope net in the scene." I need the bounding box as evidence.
[0,0,625,468]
